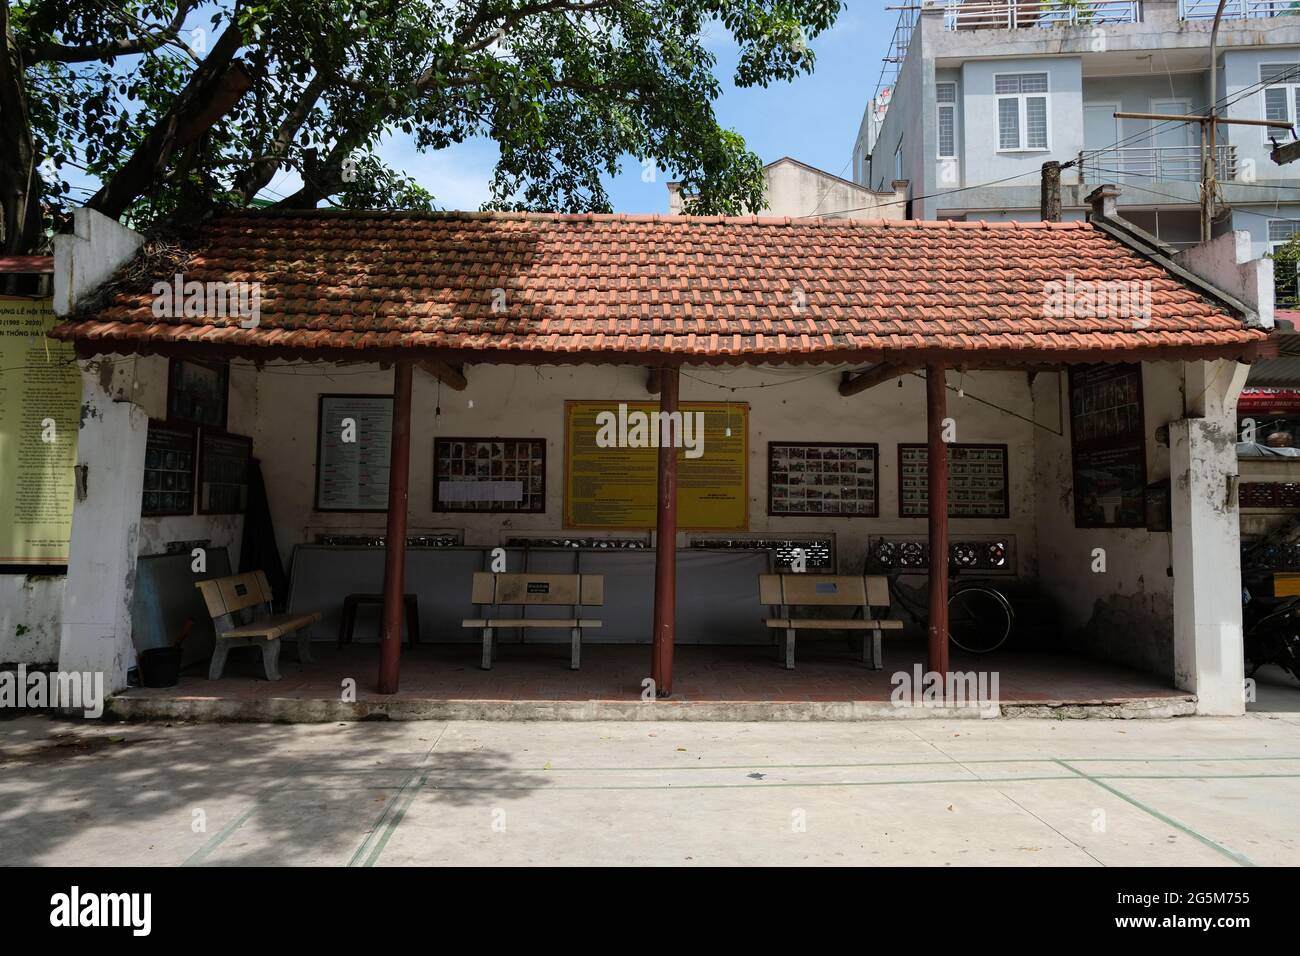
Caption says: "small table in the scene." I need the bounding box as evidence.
[338,593,421,646]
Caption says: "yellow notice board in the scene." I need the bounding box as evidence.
[564,401,748,530]
[0,297,82,566]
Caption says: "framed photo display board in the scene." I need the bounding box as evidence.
[167,358,229,428]
[768,442,878,516]
[142,420,196,516]
[197,430,252,515]
[315,394,393,511]
[1068,364,1147,528]
[434,438,546,513]
[898,443,1009,518]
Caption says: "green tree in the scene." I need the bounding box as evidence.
[1,0,841,255]
[1270,233,1300,309]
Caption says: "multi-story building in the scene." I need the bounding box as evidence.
[854,0,1300,257]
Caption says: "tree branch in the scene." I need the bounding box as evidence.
[85,21,246,220]
[24,0,199,64]
[229,69,330,205]
[1,0,40,254]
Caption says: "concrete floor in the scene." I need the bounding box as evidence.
[119,642,1189,704]
[2,712,1298,866]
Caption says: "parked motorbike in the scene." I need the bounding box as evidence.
[1241,577,1300,683]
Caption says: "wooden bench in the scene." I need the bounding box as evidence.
[759,573,902,670]
[195,571,322,681]
[463,572,604,671]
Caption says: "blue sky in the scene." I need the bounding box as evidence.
[256,4,897,214]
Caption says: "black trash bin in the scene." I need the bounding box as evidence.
[139,646,183,688]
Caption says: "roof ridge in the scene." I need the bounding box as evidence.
[218,208,1090,230]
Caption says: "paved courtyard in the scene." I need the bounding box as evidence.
[1,709,1298,866]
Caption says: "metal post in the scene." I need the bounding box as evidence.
[377,360,413,694]
[651,365,679,697]
[926,363,950,680]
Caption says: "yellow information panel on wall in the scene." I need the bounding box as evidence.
[0,297,82,566]
[564,401,748,530]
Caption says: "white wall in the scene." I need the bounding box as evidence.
[1223,46,1300,187]
[959,57,1083,190]
[0,576,63,664]
[248,363,1040,577]
[1032,364,1183,676]
[667,160,906,219]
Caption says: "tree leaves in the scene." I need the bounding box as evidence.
[7,0,842,250]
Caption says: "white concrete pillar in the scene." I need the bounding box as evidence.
[1170,360,1249,715]
[58,366,148,692]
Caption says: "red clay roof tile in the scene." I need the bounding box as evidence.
[49,210,1265,362]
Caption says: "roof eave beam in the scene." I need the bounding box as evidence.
[416,359,467,391]
[839,364,915,397]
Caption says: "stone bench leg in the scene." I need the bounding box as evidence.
[863,628,883,671]
[209,636,284,681]
[260,638,283,681]
[209,638,233,680]
[481,627,494,670]
[295,626,314,665]
[783,628,796,670]
[570,627,581,671]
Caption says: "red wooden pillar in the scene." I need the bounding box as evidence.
[651,365,679,697]
[926,363,950,679]
[377,361,414,694]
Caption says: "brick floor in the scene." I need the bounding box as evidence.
[119,640,1187,705]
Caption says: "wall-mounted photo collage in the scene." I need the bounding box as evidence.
[434,438,546,513]
[767,442,878,517]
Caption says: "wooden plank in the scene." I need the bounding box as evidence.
[470,571,496,604]
[254,569,274,604]
[494,573,580,605]
[780,574,866,606]
[758,574,783,606]
[865,575,890,608]
[194,579,228,618]
[215,572,267,615]
[764,618,900,630]
[579,574,605,606]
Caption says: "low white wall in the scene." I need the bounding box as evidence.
[0,575,63,664]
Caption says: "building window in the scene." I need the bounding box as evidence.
[1269,219,1300,307]
[894,137,903,182]
[1261,63,1300,142]
[937,82,957,158]
[995,72,1049,151]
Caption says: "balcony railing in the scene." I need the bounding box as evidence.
[944,0,1140,30]
[1078,144,1237,183]
[1179,0,1300,19]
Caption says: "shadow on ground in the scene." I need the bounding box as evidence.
[0,715,545,865]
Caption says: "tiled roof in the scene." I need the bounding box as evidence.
[50,210,1265,363]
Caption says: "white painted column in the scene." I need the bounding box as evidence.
[58,366,148,692]
[1170,360,1249,715]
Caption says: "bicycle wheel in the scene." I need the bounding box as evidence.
[948,586,1014,654]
